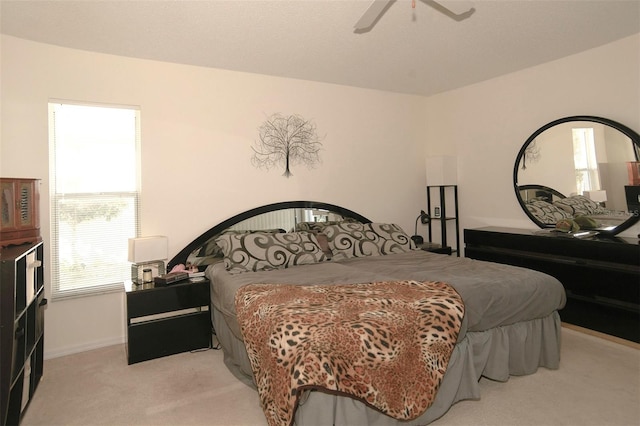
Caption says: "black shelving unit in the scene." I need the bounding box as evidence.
[1,241,46,426]
[427,185,459,256]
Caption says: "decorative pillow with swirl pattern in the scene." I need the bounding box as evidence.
[526,200,573,224]
[553,195,606,216]
[215,232,327,274]
[190,229,285,266]
[294,220,361,258]
[323,222,414,261]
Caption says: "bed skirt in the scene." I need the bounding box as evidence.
[212,306,562,425]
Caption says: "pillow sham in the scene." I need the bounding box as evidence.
[323,222,414,261]
[190,229,286,267]
[313,232,333,259]
[215,231,327,274]
[293,220,361,259]
[553,195,606,216]
[525,200,573,224]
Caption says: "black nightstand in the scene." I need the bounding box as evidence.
[419,242,453,255]
[124,278,211,364]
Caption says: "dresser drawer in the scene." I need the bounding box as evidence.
[126,280,209,319]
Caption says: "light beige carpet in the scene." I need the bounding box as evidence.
[21,326,639,426]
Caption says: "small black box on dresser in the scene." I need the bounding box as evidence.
[624,185,640,214]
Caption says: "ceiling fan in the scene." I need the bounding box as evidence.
[354,0,475,32]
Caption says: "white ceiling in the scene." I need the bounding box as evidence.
[1,0,639,96]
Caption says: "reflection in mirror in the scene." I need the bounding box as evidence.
[514,116,640,235]
[226,208,341,233]
[185,208,350,267]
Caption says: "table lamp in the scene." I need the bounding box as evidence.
[584,190,607,207]
[128,236,168,284]
[411,210,430,245]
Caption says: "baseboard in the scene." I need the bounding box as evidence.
[562,323,640,350]
[46,325,635,360]
[44,336,126,360]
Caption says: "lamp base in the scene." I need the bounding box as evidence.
[131,261,166,285]
[411,235,424,245]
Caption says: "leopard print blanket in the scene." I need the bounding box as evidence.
[235,280,465,426]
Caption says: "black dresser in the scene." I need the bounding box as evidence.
[464,227,639,343]
[1,242,45,425]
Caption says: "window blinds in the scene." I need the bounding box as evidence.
[49,102,141,300]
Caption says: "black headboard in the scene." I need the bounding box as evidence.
[167,201,371,271]
[518,184,566,204]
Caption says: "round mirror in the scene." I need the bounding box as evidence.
[514,116,640,235]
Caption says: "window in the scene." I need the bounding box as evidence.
[49,102,140,300]
[572,127,600,194]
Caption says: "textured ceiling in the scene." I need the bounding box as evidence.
[1,0,639,96]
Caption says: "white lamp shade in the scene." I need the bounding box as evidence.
[128,236,168,263]
[584,190,607,203]
[426,156,457,185]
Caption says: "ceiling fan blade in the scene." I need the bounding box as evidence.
[431,0,474,16]
[354,0,394,30]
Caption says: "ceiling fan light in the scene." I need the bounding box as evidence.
[354,0,475,32]
[436,0,474,16]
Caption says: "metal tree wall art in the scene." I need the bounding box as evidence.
[252,113,323,177]
[521,139,541,170]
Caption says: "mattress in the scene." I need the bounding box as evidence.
[206,249,566,425]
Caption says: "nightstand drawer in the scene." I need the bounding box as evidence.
[127,310,211,364]
[126,280,209,319]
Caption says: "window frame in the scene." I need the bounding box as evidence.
[572,127,600,194]
[48,100,141,301]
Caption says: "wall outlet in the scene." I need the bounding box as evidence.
[434,206,441,218]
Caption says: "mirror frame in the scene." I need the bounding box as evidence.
[513,115,640,235]
[167,200,371,271]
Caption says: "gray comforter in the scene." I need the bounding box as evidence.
[208,249,566,343]
[206,249,567,425]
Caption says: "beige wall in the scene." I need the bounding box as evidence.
[1,35,428,357]
[425,34,640,235]
[1,33,638,358]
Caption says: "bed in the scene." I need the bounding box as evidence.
[518,184,631,231]
[168,201,566,426]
